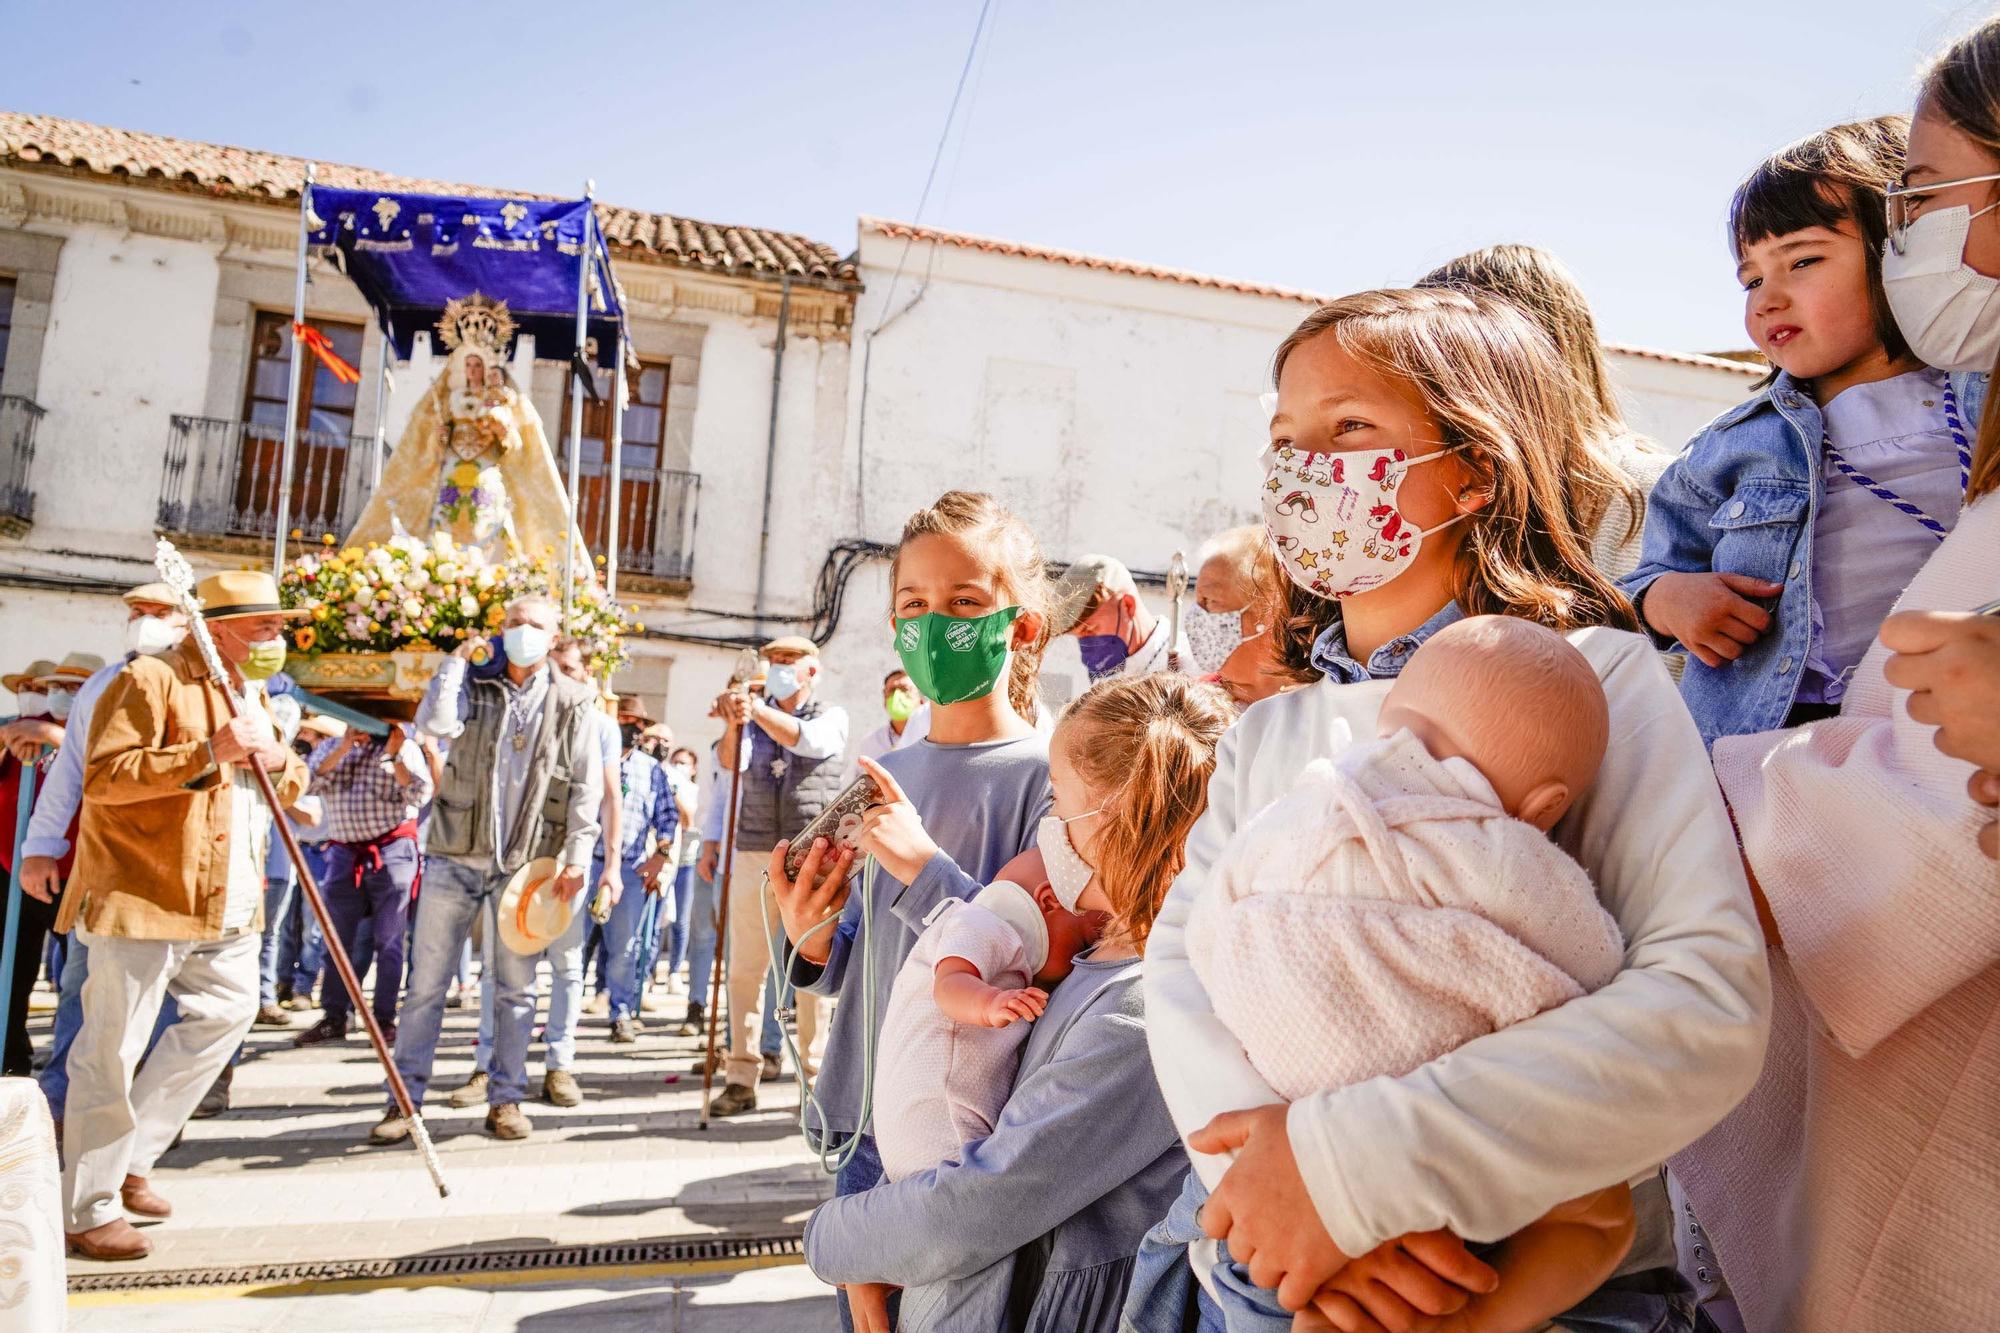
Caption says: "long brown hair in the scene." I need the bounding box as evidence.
[1922,18,2000,501]
[1417,243,1646,547]
[889,491,1052,722]
[1057,674,1232,948]
[1267,287,1639,681]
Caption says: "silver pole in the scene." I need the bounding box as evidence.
[271,162,316,580]
[605,339,626,603]
[369,321,391,488]
[562,185,594,628]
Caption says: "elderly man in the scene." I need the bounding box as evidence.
[380,594,601,1143]
[698,636,847,1118]
[16,586,190,1136]
[59,571,307,1261]
[1049,553,1189,681]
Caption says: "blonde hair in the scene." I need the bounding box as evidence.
[1921,18,2000,501]
[890,491,1052,722]
[1416,244,1647,547]
[1056,674,1232,948]
[1267,288,1638,680]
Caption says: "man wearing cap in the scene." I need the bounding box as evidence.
[19,586,191,1140]
[291,718,432,1050]
[697,635,847,1117]
[59,570,307,1261]
[1048,554,1188,682]
[382,593,602,1143]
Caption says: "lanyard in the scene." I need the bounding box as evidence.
[1820,379,1970,542]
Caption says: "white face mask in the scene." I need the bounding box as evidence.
[503,623,553,667]
[1261,442,1473,601]
[1038,808,1102,911]
[46,689,74,721]
[14,691,47,718]
[126,614,185,658]
[1882,203,2000,373]
[1182,603,1246,676]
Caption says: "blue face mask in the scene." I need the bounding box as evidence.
[764,661,803,700]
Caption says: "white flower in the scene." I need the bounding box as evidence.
[459,594,479,618]
[401,596,424,619]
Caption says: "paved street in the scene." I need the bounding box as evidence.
[41,985,841,1327]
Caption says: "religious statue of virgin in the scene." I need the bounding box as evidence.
[345,293,585,566]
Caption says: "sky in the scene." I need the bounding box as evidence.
[6,0,1992,352]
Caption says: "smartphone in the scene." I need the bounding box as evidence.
[783,774,883,881]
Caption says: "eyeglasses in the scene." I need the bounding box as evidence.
[1886,171,2000,254]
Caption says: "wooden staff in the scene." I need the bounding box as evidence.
[155,540,448,1197]
[700,647,760,1130]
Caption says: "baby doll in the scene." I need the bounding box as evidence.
[872,846,1106,1183]
[1190,615,1637,1333]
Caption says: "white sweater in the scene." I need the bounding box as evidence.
[1144,626,1772,1255]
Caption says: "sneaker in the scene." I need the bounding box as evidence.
[760,1053,782,1084]
[485,1103,532,1140]
[447,1072,489,1109]
[369,1111,410,1144]
[675,1004,705,1039]
[292,1016,346,1048]
[707,1083,757,1118]
[585,992,611,1018]
[542,1070,583,1107]
[610,1017,640,1044]
[254,1003,294,1028]
[444,987,465,1010]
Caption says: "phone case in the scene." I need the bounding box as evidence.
[784,774,883,880]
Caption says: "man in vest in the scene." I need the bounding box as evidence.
[374,593,602,1144]
[697,635,847,1117]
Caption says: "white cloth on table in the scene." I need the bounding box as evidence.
[1190,728,1624,1102]
[872,897,1035,1182]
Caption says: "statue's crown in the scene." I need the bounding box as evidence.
[437,293,516,355]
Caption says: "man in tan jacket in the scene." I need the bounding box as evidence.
[61,571,308,1261]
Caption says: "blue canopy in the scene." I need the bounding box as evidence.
[307,189,623,368]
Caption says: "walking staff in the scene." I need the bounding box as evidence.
[700,648,761,1130]
[0,746,41,1044]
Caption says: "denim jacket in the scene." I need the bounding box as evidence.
[1622,368,1987,746]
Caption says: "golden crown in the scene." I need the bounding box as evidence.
[436,292,517,355]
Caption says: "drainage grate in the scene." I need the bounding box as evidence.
[69,1232,806,1293]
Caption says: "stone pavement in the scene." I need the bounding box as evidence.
[41,986,841,1323]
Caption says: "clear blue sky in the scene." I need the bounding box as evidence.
[7,0,1992,351]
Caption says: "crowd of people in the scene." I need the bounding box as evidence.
[5,16,2000,1332]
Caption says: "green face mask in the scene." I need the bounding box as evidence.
[892,606,1020,706]
[885,688,919,723]
[241,637,288,681]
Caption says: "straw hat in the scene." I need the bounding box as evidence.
[195,570,309,621]
[39,653,106,687]
[4,660,58,693]
[760,635,819,658]
[298,714,347,740]
[495,857,575,956]
[122,581,179,608]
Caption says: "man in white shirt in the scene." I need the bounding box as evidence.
[1050,554,1189,682]
[843,668,931,784]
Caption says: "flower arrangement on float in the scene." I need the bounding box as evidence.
[278,530,638,700]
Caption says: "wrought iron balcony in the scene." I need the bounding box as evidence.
[157,414,699,585]
[0,394,45,536]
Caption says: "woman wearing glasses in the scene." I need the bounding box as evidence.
[1667,22,2000,1332]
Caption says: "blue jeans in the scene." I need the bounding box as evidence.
[390,857,545,1110]
[599,858,651,1022]
[38,934,177,1122]
[474,888,587,1075]
[280,843,332,996]
[683,866,782,1048]
[665,862,694,975]
[321,839,417,1029]
[258,872,296,1008]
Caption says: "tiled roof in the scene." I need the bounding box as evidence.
[1,111,856,286]
[862,217,1761,375]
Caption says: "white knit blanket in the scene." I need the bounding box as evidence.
[1190,728,1625,1102]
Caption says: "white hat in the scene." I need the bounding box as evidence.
[970,880,1048,975]
[496,857,576,955]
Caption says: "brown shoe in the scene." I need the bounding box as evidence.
[485,1102,532,1140]
[254,1003,294,1028]
[542,1070,583,1108]
[292,1016,346,1048]
[67,1218,152,1261]
[447,1071,489,1110]
[707,1082,758,1118]
[120,1174,171,1220]
[687,1051,723,1076]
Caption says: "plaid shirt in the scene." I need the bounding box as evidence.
[309,735,436,844]
[603,747,679,865]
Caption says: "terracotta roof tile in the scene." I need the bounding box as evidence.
[1,110,856,286]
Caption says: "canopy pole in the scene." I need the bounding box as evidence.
[272,162,316,580]
[368,320,391,488]
[562,184,594,629]
[605,340,626,604]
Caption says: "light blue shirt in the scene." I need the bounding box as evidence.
[22,654,132,860]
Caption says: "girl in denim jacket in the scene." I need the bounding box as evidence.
[1624,117,1987,746]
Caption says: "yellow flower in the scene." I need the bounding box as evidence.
[369,620,382,633]
[322,533,335,545]
[341,548,364,563]
[450,461,480,487]
[289,527,303,539]
[295,627,317,651]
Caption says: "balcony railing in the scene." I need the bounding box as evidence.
[158,415,699,584]
[0,394,45,534]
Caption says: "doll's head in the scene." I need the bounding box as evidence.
[1376,615,1608,832]
[978,848,1110,987]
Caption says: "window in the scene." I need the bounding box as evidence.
[564,358,670,559]
[0,277,15,385]
[235,310,365,530]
